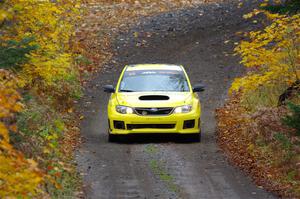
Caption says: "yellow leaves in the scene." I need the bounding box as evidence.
[247,143,255,152]
[0,70,22,118]
[0,153,44,198]
[230,74,263,94]
[12,3,23,11]
[0,70,45,197]
[75,3,81,8]
[231,12,300,96]
[47,133,58,141]
[243,12,254,19]
[237,2,243,8]
[0,9,12,23]
[1,0,81,88]
[243,9,261,19]
[264,12,281,20]
[21,52,72,86]
[0,122,10,144]
[9,124,18,132]
[48,6,63,14]
[0,1,82,197]
[43,147,51,154]
[133,32,139,37]
[260,3,268,7]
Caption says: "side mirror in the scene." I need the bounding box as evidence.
[103,85,115,93]
[192,84,205,92]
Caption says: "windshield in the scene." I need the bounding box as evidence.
[118,69,190,92]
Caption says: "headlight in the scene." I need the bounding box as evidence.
[174,105,192,113]
[116,105,133,114]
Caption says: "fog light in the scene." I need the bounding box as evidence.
[183,120,195,129]
[113,120,125,129]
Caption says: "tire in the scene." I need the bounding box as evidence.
[179,133,201,143]
[193,128,202,142]
[192,133,201,142]
[108,133,118,142]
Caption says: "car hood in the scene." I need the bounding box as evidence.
[116,92,193,107]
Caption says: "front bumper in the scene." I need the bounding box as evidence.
[108,111,200,135]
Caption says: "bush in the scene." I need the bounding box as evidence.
[263,0,300,14]
[282,102,300,136]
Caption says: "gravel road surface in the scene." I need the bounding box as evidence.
[77,1,277,198]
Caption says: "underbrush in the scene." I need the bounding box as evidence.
[217,1,300,197]
[1,0,211,197]
[0,0,83,197]
[217,95,300,198]
[241,83,289,112]
[11,90,82,197]
[241,82,300,112]
[262,0,300,14]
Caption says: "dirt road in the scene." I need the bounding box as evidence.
[76,1,277,198]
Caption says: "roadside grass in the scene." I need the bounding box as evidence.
[241,82,289,112]
[241,84,300,113]
[217,4,300,196]
[12,93,82,197]
[1,0,217,197]
[217,95,300,198]
[0,1,83,196]
[47,168,81,199]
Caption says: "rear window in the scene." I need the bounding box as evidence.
[118,69,190,92]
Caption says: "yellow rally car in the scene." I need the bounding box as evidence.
[103,64,205,142]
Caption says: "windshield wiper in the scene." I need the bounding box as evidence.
[120,89,135,92]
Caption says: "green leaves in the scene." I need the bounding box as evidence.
[262,0,300,14]
[282,102,300,136]
[274,132,292,149]
[0,37,38,69]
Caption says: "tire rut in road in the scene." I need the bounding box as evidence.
[154,143,275,199]
[77,142,171,198]
[156,144,240,199]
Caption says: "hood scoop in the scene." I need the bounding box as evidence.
[139,95,169,101]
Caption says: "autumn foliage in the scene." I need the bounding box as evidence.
[0,70,44,197]
[0,0,81,197]
[1,0,215,197]
[230,10,300,106]
[217,2,300,198]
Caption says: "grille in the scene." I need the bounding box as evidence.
[134,107,173,116]
[127,124,175,130]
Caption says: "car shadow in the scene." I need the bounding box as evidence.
[110,134,200,144]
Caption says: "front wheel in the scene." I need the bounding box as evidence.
[191,133,201,142]
[108,133,118,142]
[180,133,201,142]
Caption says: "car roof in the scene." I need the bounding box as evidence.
[126,64,183,71]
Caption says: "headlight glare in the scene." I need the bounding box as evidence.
[174,105,192,113]
[116,105,133,114]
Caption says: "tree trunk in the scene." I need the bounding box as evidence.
[278,80,300,106]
